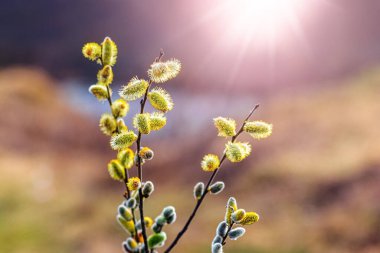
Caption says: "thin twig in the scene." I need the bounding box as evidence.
[221,222,234,245]
[164,105,260,253]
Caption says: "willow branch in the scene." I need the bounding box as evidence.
[164,104,260,253]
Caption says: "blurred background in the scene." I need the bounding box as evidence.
[1,0,380,252]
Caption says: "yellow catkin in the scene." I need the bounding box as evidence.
[99,113,117,136]
[97,65,114,85]
[112,99,129,118]
[225,142,251,162]
[82,42,101,61]
[149,112,167,131]
[110,131,138,150]
[201,154,220,172]
[213,117,237,137]
[89,84,110,101]
[119,77,149,101]
[117,148,135,169]
[244,121,273,139]
[133,113,151,134]
[127,177,141,191]
[240,212,260,225]
[101,37,118,66]
[147,87,174,112]
[107,159,125,181]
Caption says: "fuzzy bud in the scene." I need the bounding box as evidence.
[89,84,109,101]
[101,37,118,66]
[112,99,129,118]
[149,112,167,131]
[213,117,237,137]
[107,159,125,181]
[133,113,151,135]
[225,142,251,163]
[118,205,133,221]
[110,131,138,150]
[119,77,149,101]
[225,197,238,224]
[152,223,161,234]
[147,59,181,83]
[228,227,246,240]
[231,209,246,223]
[244,121,273,139]
[142,181,154,198]
[99,113,117,136]
[117,148,135,169]
[147,87,174,112]
[127,177,141,191]
[211,243,223,253]
[165,212,177,224]
[139,147,154,160]
[148,232,167,249]
[155,215,166,226]
[201,154,220,172]
[212,235,223,245]
[125,198,137,209]
[162,206,175,220]
[193,182,204,200]
[209,181,225,194]
[124,237,138,252]
[117,119,128,132]
[144,216,154,228]
[82,42,101,61]
[97,65,113,85]
[240,212,260,225]
[216,221,228,237]
[117,215,135,235]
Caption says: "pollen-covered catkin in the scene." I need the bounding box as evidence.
[147,87,174,112]
[149,112,167,131]
[213,117,237,137]
[244,120,273,139]
[139,147,154,160]
[112,99,129,118]
[107,159,125,181]
[110,131,138,150]
[99,113,117,136]
[239,212,260,225]
[117,148,134,169]
[82,42,101,61]
[225,197,238,224]
[97,65,113,85]
[117,215,135,235]
[133,113,151,134]
[127,177,141,191]
[231,209,246,223]
[89,84,109,101]
[201,154,220,172]
[225,142,251,162]
[101,37,118,66]
[119,77,149,101]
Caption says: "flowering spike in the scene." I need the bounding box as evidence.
[244,120,273,139]
[119,77,149,101]
[110,131,138,150]
[117,148,134,169]
[82,42,101,61]
[231,209,246,223]
[117,119,128,132]
[97,65,114,85]
[213,117,237,137]
[107,159,125,181]
[149,112,167,131]
[240,212,260,225]
[99,113,117,136]
[127,177,141,191]
[112,98,129,118]
[133,113,151,135]
[147,58,181,83]
[89,84,109,101]
[201,154,220,172]
[165,58,181,80]
[101,37,118,66]
[225,197,238,224]
[147,87,174,112]
[139,147,154,160]
[225,142,251,163]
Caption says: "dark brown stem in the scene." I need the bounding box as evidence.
[136,50,165,253]
[221,222,234,245]
[164,105,259,253]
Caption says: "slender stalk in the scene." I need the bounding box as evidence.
[164,105,260,253]
[221,222,234,245]
[135,50,165,253]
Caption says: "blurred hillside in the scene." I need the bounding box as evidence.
[0,67,379,252]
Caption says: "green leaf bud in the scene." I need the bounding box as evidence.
[89,84,109,101]
[225,141,251,163]
[244,120,273,139]
[142,181,154,198]
[99,113,117,136]
[225,197,238,224]
[149,112,167,131]
[139,147,154,160]
[112,98,129,118]
[97,65,113,85]
[228,227,246,240]
[118,205,133,221]
[213,117,237,137]
[193,182,204,200]
[212,235,223,245]
[133,113,151,135]
[231,209,246,223]
[117,215,135,235]
[126,198,137,209]
[110,131,138,150]
[117,148,135,169]
[209,181,225,194]
[240,212,260,225]
[107,159,125,181]
[216,221,228,237]
[147,87,174,112]
[101,37,117,66]
[119,77,149,101]
[148,232,167,249]
[117,118,128,132]
[211,243,223,253]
